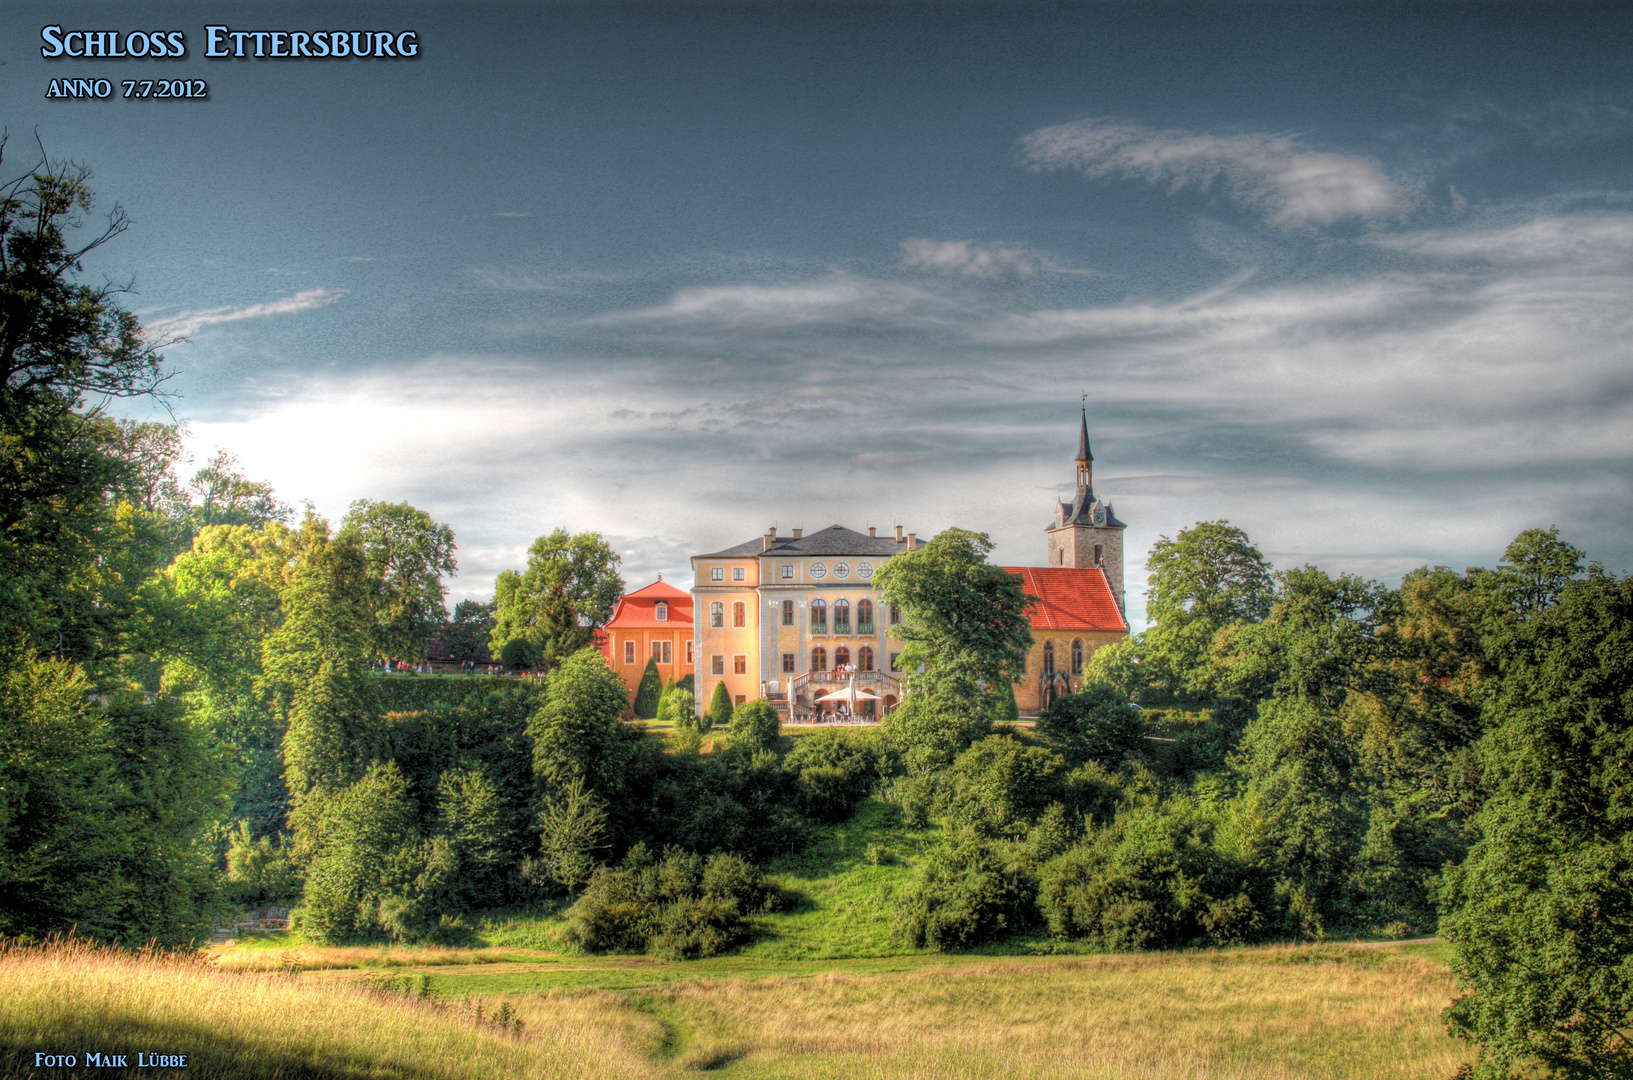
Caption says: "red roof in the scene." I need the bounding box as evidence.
[1002,566,1128,633]
[605,579,693,630]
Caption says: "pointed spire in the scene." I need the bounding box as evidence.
[1076,407,1093,463]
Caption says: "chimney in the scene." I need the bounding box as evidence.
[762,527,776,552]
[792,528,803,539]
[894,525,903,542]
[868,527,876,537]
[906,532,916,548]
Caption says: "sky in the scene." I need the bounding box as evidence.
[7,2,1632,628]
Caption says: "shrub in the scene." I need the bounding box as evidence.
[563,847,786,958]
[1036,684,1145,767]
[893,832,1037,950]
[728,699,781,753]
[225,822,303,906]
[944,735,1070,838]
[631,659,663,719]
[705,681,733,732]
[786,728,891,823]
[1036,797,1268,950]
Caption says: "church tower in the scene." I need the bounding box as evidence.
[1045,408,1127,610]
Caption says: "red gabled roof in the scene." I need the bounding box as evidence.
[605,578,694,630]
[1002,566,1128,633]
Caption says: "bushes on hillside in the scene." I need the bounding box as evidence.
[893,832,1036,949]
[1037,797,1268,950]
[564,846,788,959]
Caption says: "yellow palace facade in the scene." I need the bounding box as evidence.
[691,524,924,720]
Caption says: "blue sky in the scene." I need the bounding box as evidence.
[7,2,1632,626]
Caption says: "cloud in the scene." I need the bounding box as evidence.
[898,239,1089,279]
[148,288,345,340]
[1019,119,1409,228]
[182,207,1633,620]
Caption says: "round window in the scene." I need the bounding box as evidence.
[856,561,874,580]
[809,561,828,580]
[832,561,851,579]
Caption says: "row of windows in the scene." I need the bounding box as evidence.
[711,598,902,631]
[623,640,694,665]
[709,566,748,582]
[1037,639,1088,676]
[706,563,880,583]
[718,648,904,676]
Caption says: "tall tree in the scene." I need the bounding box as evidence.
[527,647,631,801]
[338,500,457,663]
[489,530,622,671]
[876,528,1034,771]
[1441,569,1633,1079]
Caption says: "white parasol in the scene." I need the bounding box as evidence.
[814,676,880,704]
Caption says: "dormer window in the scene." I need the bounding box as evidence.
[655,602,668,621]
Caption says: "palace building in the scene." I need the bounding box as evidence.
[683,408,1129,720]
[691,524,924,721]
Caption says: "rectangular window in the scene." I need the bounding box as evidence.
[781,652,796,673]
[781,600,795,626]
[652,641,671,664]
[711,655,725,676]
[733,655,747,675]
[780,563,794,580]
[711,566,724,582]
[735,695,746,706]
[623,640,635,664]
[733,566,746,581]
[733,602,746,627]
[889,651,902,672]
[890,604,901,626]
[686,641,694,664]
[710,602,723,628]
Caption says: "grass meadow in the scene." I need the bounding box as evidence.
[1,801,1472,1078]
[1,937,1469,1079]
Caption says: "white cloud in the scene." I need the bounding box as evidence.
[148,288,345,340]
[1020,119,1409,228]
[898,238,1088,279]
[182,208,1633,615]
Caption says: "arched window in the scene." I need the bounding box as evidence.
[810,598,827,632]
[733,602,746,627]
[833,598,851,633]
[834,646,851,670]
[1094,544,1104,566]
[710,601,723,628]
[857,599,874,633]
[655,602,668,621]
[810,646,828,672]
[858,646,875,672]
[1071,639,1084,675]
[1043,640,1055,675]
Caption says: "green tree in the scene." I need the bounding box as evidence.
[489,530,623,671]
[339,500,458,663]
[1036,684,1145,767]
[185,450,290,531]
[1489,525,1585,616]
[876,528,1035,773]
[729,698,781,753]
[1441,570,1633,1079]
[439,599,495,664]
[298,761,419,943]
[262,515,380,860]
[1089,521,1273,713]
[527,647,631,800]
[536,776,607,897]
[631,657,663,719]
[705,680,733,732]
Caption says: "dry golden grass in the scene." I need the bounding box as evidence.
[643,946,1471,1079]
[0,937,662,1080]
[208,942,535,972]
[0,939,1469,1079]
